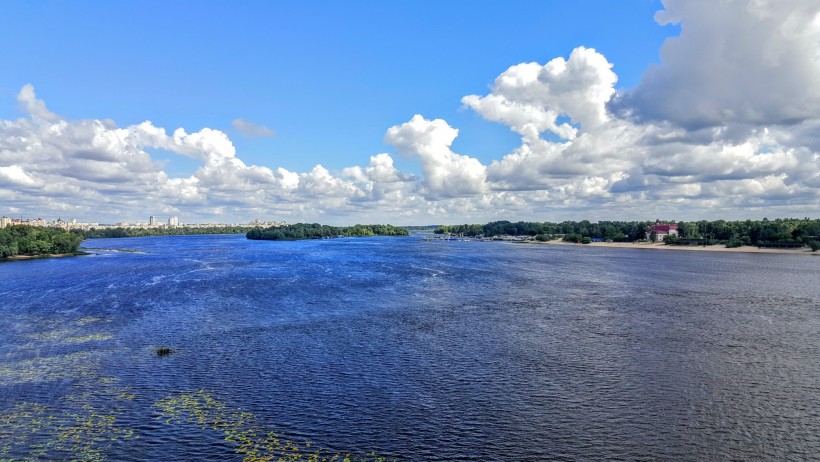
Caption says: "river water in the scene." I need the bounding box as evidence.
[1,234,819,461]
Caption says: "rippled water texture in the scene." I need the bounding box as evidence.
[1,234,819,461]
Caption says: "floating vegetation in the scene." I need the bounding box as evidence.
[155,347,173,357]
[0,351,102,385]
[65,334,113,344]
[0,313,137,461]
[18,316,110,345]
[0,402,57,460]
[2,313,388,462]
[24,329,74,341]
[52,407,138,462]
[156,390,391,462]
[0,389,138,462]
[75,317,104,326]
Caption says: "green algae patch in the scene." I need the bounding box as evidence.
[156,390,391,462]
[0,351,103,385]
[75,317,105,326]
[65,334,113,344]
[2,313,390,462]
[15,316,112,347]
[24,329,75,342]
[0,313,137,461]
[0,380,140,460]
[0,391,139,462]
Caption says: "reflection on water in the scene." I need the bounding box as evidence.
[1,234,819,461]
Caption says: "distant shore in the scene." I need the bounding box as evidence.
[531,240,818,255]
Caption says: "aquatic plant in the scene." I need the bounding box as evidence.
[0,313,139,461]
[65,334,113,343]
[2,313,389,462]
[156,390,391,462]
[75,316,104,326]
[0,351,102,385]
[0,388,138,461]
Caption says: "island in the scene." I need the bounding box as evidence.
[0,225,83,260]
[246,223,408,240]
[81,225,249,238]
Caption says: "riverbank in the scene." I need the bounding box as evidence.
[1,252,88,262]
[532,240,818,255]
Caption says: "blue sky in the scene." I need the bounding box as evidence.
[0,1,675,173]
[1,1,818,225]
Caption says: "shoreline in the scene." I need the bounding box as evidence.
[529,240,818,255]
[1,252,88,262]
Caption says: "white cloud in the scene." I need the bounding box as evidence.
[463,46,617,141]
[0,85,432,223]
[385,115,486,199]
[16,84,60,122]
[5,0,820,230]
[456,3,820,220]
[231,118,276,138]
[0,165,38,187]
[613,0,820,128]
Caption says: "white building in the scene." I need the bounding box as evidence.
[646,222,679,242]
[0,216,11,228]
[168,216,179,227]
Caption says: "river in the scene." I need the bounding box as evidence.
[1,234,819,460]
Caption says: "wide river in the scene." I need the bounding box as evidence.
[1,234,819,461]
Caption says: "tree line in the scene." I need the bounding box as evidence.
[247,223,409,240]
[434,218,820,248]
[0,225,84,259]
[436,220,654,241]
[80,226,249,238]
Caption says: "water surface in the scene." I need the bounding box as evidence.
[1,234,819,460]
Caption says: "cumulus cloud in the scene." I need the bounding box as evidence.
[463,46,617,141]
[462,13,820,218]
[231,118,276,138]
[0,85,427,223]
[385,115,486,199]
[612,0,820,129]
[3,0,820,225]
[16,84,60,122]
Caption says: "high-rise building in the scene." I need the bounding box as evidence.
[0,216,11,228]
[149,216,158,227]
[168,216,179,227]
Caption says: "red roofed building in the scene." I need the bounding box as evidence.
[646,222,679,242]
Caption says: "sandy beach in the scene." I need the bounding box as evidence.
[533,240,819,255]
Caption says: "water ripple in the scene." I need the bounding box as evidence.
[0,235,818,460]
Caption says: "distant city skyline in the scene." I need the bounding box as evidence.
[1,1,819,225]
[0,213,287,232]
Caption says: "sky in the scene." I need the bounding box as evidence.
[1,0,819,225]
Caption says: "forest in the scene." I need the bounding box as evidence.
[80,226,248,238]
[0,225,84,259]
[434,218,820,249]
[247,223,408,240]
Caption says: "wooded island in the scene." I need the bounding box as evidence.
[0,225,83,259]
[247,223,408,240]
